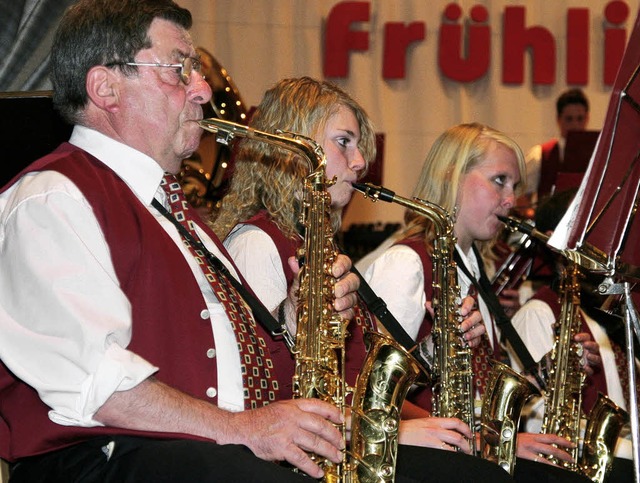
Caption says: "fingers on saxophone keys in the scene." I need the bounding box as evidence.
[440,441,454,452]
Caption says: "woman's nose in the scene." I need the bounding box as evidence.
[350,148,366,174]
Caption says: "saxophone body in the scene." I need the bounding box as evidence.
[540,261,585,469]
[200,119,423,483]
[352,182,476,454]
[349,330,425,482]
[352,184,539,470]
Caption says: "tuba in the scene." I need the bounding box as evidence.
[199,118,424,482]
[352,182,476,454]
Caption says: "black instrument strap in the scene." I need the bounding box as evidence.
[151,198,293,349]
[351,265,418,351]
[454,246,545,388]
[350,265,436,375]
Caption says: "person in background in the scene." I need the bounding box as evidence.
[364,122,597,483]
[517,88,590,218]
[213,76,513,482]
[0,2,361,481]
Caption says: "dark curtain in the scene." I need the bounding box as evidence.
[0,0,75,91]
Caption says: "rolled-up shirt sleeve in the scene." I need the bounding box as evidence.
[0,171,157,427]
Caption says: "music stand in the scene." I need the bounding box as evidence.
[549,10,640,480]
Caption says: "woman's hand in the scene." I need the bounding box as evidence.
[459,295,485,348]
[399,417,474,454]
[425,296,486,348]
[516,432,576,465]
[574,332,601,377]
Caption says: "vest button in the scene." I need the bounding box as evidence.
[200,309,210,320]
[206,348,216,358]
[206,387,217,398]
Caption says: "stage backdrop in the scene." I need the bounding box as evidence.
[180,0,640,228]
[1,0,638,229]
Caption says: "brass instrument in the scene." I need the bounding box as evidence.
[480,360,539,474]
[498,215,609,273]
[350,330,425,482]
[200,119,423,482]
[352,182,476,455]
[540,261,586,469]
[501,214,628,481]
[491,227,536,297]
[580,393,628,483]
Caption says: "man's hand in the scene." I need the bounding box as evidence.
[225,399,345,478]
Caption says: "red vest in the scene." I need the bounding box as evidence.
[394,237,435,412]
[0,144,288,461]
[537,139,561,200]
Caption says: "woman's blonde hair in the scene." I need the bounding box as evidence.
[402,123,526,253]
[213,76,376,240]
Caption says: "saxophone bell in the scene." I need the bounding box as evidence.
[579,392,629,483]
[480,361,540,474]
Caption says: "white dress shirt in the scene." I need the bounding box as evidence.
[512,300,626,411]
[0,126,244,428]
[223,224,288,313]
[363,243,498,350]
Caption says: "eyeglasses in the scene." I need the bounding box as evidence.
[106,56,203,85]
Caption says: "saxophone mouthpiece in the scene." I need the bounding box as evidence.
[352,182,396,203]
[199,118,253,146]
[498,215,550,244]
[497,215,534,236]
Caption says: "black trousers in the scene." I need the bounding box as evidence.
[13,437,618,483]
[9,437,514,483]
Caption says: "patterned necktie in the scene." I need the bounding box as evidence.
[160,173,279,409]
[611,341,640,412]
[467,283,501,396]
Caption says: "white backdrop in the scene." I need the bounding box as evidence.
[179,0,640,228]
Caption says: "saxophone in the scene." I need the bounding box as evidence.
[543,265,628,481]
[352,182,476,454]
[540,261,585,468]
[580,393,628,483]
[200,119,424,483]
[500,216,628,480]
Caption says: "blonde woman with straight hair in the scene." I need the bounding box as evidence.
[365,123,594,483]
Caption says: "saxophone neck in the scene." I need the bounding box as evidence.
[199,117,327,174]
[352,181,454,236]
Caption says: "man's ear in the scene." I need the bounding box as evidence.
[86,65,121,113]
